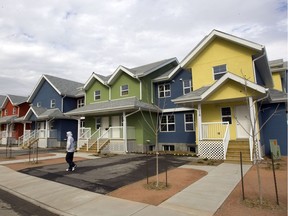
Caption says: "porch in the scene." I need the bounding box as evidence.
[78,126,136,153]
[19,129,58,148]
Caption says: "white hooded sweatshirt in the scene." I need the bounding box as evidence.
[66,131,75,152]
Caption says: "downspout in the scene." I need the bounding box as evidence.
[123,108,141,152]
[61,95,67,112]
[135,76,142,100]
[252,49,266,84]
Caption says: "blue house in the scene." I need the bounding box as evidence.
[22,74,84,148]
[259,59,287,156]
[153,65,196,152]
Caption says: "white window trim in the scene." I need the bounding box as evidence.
[183,80,192,95]
[12,107,17,115]
[50,99,56,108]
[213,64,227,80]
[94,90,101,101]
[77,98,85,108]
[158,83,171,98]
[37,102,41,107]
[184,113,194,132]
[120,85,129,96]
[160,114,175,132]
[221,107,232,124]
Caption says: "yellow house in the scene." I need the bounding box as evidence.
[173,30,274,162]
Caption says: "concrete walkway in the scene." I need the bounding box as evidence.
[0,153,251,216]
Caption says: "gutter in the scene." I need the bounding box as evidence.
[61,95,67,112]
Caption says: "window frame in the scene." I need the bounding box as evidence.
[183,79,192,95]
[158,83,171,98]
[12,107,17,115]
[95,117,101,130]
[213,64,227,80]
[94,90,101,101]
[184,113,194,132]
[50,99,56,108]
[221,107,232,124]
[77,98,85,108]
[120,84,129,96]
[160,114,175,132]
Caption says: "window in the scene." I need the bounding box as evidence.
[4,109,7,116]
[160,114,175,132]
[221,107,232,124]
[213,64,227,80]
[184,113,194,131]
[77,98,84,108]
[12,107,17,115]
[163,145,175,151]
[94,90,101,100]
[50,99,56,108]
[36,102,41,107]
[158,84,171,98]
[121,85,129,96]
[95,117,101,129]
[183,80,192,95]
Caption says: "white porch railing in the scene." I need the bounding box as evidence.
[198,122,230,160]
[79,128,91,139]
[87,128,101,151]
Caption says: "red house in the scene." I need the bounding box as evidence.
[0,95,31,145]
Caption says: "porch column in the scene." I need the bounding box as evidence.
[122,111,128,152]
[23,122,26,143]
[46,120,49,138]
[77,118,81,150]
[197,104,202,141]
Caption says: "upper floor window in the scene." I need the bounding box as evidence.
[213,64,227,80]
[158,83,171,98]
[50,99,56,108]
[160,114,175,132]
[183,80,192,95]
[12,107,17,115]
[4,109,7,116]
[221,107,232,124]
[121,85,129,96]
[184,113,194,131]
[94,90,101,100]
[36,102,41,107]
[77,98,85,108]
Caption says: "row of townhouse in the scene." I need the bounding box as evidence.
[0,29,287,161]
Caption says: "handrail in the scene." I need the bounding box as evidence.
[80,128,91,140]
[201,122,229,140]
[97,128,110,152]
[222,122,230,159]
[87,128,101,151]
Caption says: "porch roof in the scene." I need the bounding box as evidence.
[267,89,288,103]
[172,72,267,106]
[65,97,160,116]
[23,106,71,121]
[0,115,17,124]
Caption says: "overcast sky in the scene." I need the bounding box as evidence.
[0,0,287,96]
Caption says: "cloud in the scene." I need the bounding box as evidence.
[0,0,287,96]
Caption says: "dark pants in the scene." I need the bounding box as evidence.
[66,152,75,170]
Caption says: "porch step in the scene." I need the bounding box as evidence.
[22,138,39,149]
[78,139,110,153]
[226,140,251,163]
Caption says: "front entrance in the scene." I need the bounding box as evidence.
[235,105,251,139]
[101,117,109,138]
[111,116,121,138]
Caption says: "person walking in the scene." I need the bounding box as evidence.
[65,131,77,171]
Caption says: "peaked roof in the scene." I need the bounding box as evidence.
[66,97,160,116]
[108,58,178,84]
[2,95,28,108]
[27,74,84,103]
[83,72,111,90]
[0,95,6,109]
[173,72,267,105]
[179,29,273,88]
[23,105,70,121]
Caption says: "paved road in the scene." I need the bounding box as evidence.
[19,154,193,194]
[0,188,58,216]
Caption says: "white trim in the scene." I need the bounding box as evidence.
[108,66,135,84]
[94,90,101,101]
[184,113,195,132]
[120,84,129,96]
[201,73,266,100]
[84,73,107,90]
[160,114,175,132]
[158,83,171,98]
[180,29,264,68]
[162,107,196,113]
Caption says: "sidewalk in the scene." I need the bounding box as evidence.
[0,153,251,216]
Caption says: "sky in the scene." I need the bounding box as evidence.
[0,0,287,96]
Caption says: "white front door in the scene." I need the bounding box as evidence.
[235,105,251,139]
[101,117,109,138]
[111,116,121,138]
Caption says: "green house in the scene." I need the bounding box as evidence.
[66,58,178,153]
